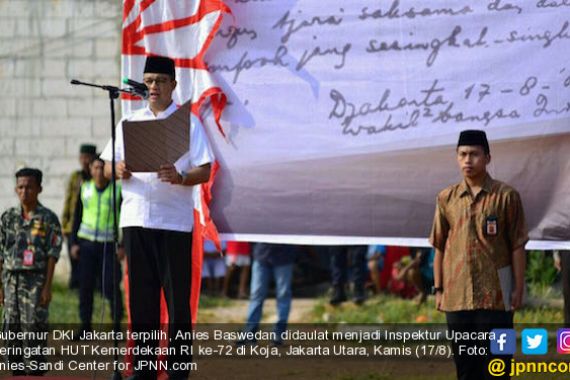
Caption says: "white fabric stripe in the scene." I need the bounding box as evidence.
[219,233,570,250]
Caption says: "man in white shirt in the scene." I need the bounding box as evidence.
[101,56,214,380]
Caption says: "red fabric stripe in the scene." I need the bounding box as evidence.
[122,14,145,55]
[120,92,142,101]
[192,87,227,138]
[174,2,231,69]
[172,57,207,70]
[190,1,232,66]
[140,0,156,13]
[123,0,137,22]
[122,0,230,62]
[157,292,169,380]
[142,0,211,35]
[192,210,206,324]
[200,161,222,251]
[122,262,134,376]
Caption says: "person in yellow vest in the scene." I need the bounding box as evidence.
[70,155,124,336]
[62,144,97,289]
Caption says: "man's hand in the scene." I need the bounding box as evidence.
[158,164,182,185]
[39,286,52,307]
[554,256,562,272]
[70,244,80,260]
[511,289,524,311]
[435,292,443,311]
[116,161,132,180]
[117,246,126,261]
[511,246,526,312]
[433,249,444,312]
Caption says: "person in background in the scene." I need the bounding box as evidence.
[554,250,570,327]
[388,255,418,299]
[0,168,62,376]
[377,246,410,292]
[202,240,226,296]
[62,143,97,289]
[239,243,297,346]
[223,241,251,299]
[393,247,435,304]
[329,246,367,305]
[366,245,386,294]
[69,156,124,337]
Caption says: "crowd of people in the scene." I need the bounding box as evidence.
[0,159,567,377]
[0,155,440,374]
[203,242,436,303]
[0,56,567,380]
[0,145,451,374]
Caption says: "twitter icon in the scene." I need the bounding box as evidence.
[522,329,548,355]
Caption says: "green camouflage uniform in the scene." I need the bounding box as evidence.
[0,204,62,374]
[62,170,89,289]
[62,170,86,235]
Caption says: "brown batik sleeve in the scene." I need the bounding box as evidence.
[506,190,529,251]
[429,195,450,251]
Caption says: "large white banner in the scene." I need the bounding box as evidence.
[202,0,570,248]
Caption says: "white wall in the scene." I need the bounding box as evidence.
[0,0,122,279]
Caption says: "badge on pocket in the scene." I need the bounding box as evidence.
[486,216,498,236]
[23,249,35,266]
[31,220,46,237]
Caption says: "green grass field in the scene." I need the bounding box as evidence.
[45,280,232,324]
[15,280,567,326]
[310,293,564,325]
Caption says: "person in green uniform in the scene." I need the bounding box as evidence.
[0,168,62,376]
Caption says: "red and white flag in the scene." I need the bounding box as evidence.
[122,0,229,124]
[120,0,229,376]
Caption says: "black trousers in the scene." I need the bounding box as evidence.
[124,227,193,380]
[78,239,123,328]
[561,251,570,327]
[329,246,367,289]
[446,310,513,380]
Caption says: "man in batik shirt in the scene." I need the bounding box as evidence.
[430,130,528,380]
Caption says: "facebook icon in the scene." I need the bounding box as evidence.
[490,329,516,355]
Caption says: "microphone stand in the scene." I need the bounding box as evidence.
[70,79,144,380]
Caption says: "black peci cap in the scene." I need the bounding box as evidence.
[457,130,490,154]
[144,56,176,79]
[79,144,97,155]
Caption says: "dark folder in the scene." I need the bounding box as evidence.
[123,100,192,172]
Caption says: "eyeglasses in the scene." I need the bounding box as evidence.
[143,77,172,86]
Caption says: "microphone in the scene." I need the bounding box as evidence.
[122,78,149,99]
[122,78,148,91]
